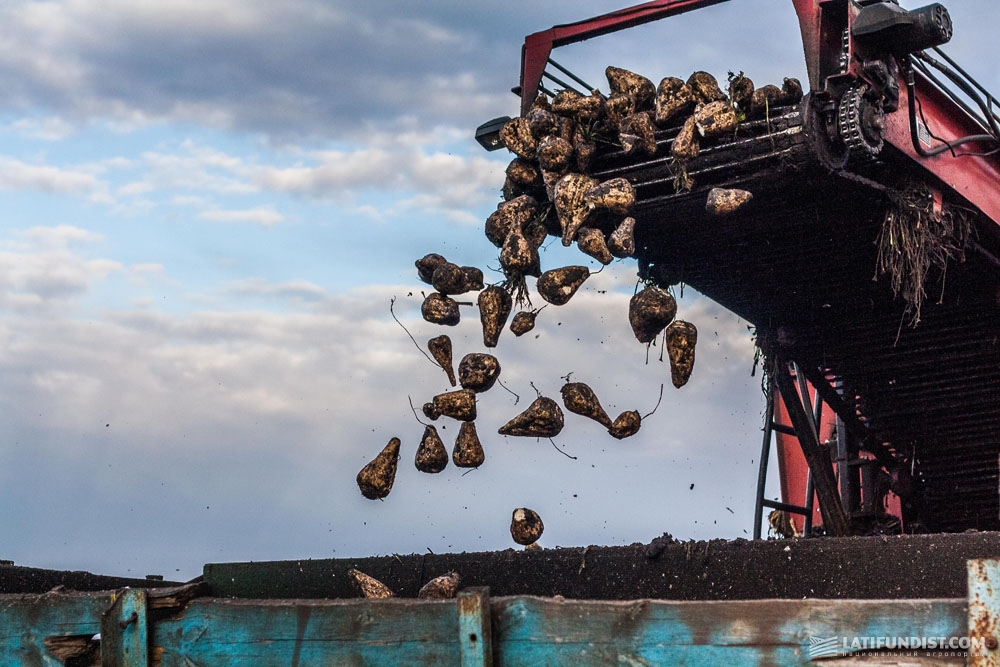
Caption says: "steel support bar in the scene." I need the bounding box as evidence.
[797,364,897,470]
[774,358,850,536]
[753,388,776,539]
[100,588,149,667]
[519,0,731,115]
[458,587,493,667]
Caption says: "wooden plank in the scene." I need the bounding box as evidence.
[0,591,109,666]
[152,597,462,667]
[458,588,492,667]
[492,597,966,666]
[101,588,149,667]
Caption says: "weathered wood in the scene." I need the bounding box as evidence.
[458,587,492,667]
[0,591,109,665]
[151,597,460,666]
[493,597,965,665]
[0,588,975,666]
[101,588,148,667]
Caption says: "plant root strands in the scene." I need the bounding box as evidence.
[348,568,395,599]
[452,421,485,468]
[666,320,698,388]
[510,507,545,546]
[415,425,449,473]
[356,437,401,500]
[498,396,564,438]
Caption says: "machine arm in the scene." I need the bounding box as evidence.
[519,0,732,116]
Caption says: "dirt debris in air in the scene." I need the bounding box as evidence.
[357,62,805,556]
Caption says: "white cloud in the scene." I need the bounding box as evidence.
[198,206,285,226]
[0,261,766,575]
[0,155,104,195]
[5,116,76,141]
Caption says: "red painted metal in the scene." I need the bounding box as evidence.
[519,0,732,116]
[774,380,834,531]
[883,69,1000,226]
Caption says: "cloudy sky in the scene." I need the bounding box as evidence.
[1,0,996,581]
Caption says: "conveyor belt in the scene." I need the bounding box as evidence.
[592,102,1000,532]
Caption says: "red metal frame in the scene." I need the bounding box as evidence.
[520,0,1000,225]
[519,0,733,116]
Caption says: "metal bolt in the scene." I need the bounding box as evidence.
[985,636,999,651]
[119,611,138,630]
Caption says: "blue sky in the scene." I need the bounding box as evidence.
[1,0,997,581]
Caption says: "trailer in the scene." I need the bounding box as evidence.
[5,534,1000,665]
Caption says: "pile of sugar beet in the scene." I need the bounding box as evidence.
[355,65,803,566]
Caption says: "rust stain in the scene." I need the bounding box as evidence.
[290,605,311,667]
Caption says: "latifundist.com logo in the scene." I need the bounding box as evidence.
[808,636,840,659]
[807,635,987,660]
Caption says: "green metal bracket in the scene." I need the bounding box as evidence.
[100,588,149,667]
[457,586,493,667]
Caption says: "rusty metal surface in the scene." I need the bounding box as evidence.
[969,559,1000,666]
